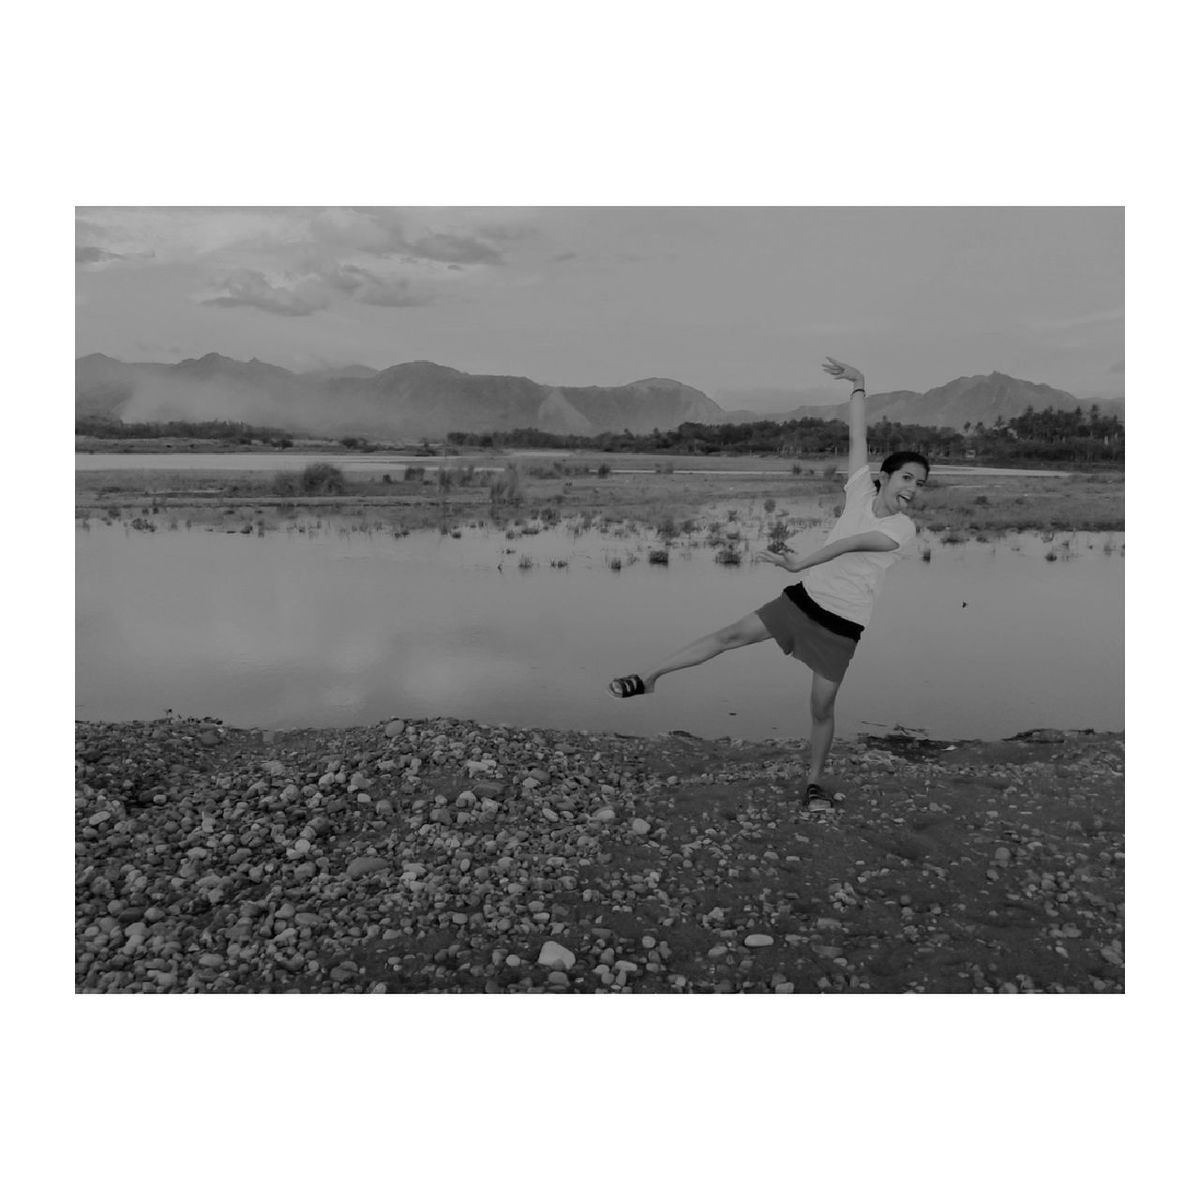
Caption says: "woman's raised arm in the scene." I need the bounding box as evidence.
[821,356,868,477]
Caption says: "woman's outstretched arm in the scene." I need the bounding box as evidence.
[822,356,868,477]
[755,530,900,572]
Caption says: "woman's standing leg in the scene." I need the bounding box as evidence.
[807,672,842,787]
[610,612,772,696]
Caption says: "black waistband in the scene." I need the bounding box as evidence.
[783,582,864,642]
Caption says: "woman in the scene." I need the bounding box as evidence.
[608,357,930,809]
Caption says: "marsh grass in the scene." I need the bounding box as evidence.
[79,457,1122,544]
[489,463,525,506]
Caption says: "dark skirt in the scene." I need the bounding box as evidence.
[755,582,863,684]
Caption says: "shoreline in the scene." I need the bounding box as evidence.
[75,457,1125,538]
[76,715,1124,994]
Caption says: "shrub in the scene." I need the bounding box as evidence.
[648,548,670,566]
[300,462,347,495]
[715,547,742,566]
[403,466,425,482]
[763,497,776,514]
[596,462,612,478]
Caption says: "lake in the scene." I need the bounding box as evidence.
[75,517,1124,742]
[73,451,1071,478]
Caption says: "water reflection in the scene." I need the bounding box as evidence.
[75,521,1124,741]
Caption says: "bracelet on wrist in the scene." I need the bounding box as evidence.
[851,387,866,395]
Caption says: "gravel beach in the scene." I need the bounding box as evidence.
[75,716,1124,994]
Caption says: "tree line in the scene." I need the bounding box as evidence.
[76,403,1124,466]
[76,416,296,446]
[447,403,1123,465]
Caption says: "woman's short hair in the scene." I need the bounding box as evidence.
[874,451,931,492]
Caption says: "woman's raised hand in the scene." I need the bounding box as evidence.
[822,356,864,385]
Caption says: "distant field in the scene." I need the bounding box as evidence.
[75,450,1123,538]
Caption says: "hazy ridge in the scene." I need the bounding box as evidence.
[77,353,1125,440]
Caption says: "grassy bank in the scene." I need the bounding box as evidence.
[76,455,1124,539]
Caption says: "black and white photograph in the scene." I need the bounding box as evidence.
[40,3,1179,1192]
[74,205,1124,997]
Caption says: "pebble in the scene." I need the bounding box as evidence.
[74,714,1124,996]
[346,855,390,880]
[537,941,576,970]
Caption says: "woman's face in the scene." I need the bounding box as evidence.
[878,465,928,515]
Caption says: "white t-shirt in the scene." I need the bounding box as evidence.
[801,465,916,627]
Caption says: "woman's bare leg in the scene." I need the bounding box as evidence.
[807,672,842,786]
[617,612,772,694]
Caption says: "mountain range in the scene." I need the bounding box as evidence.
[76,353,1124,440]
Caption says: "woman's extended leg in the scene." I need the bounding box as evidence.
[610,611,772,696]
[807,672,842,788]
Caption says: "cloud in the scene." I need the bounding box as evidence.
[76,216,108,240]
[76,245,119,265]
[305,209,504,266]
[404,232,503,265]
[328,264,430,308]
[202,269,330,317]
[309,208,408,255]
[1029,308,1124,332]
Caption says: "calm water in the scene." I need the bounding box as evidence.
[74,451,1070,478]
[75,519,1124,741]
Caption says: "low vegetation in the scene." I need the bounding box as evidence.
[77,450,1123,540]
[272,462,348,496]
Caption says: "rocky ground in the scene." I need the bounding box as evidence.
[75,717,1124,994]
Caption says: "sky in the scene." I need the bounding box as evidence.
[75,206,1124,406]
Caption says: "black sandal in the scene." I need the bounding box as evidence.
[609,674,646,699]
[805,783,833,810]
